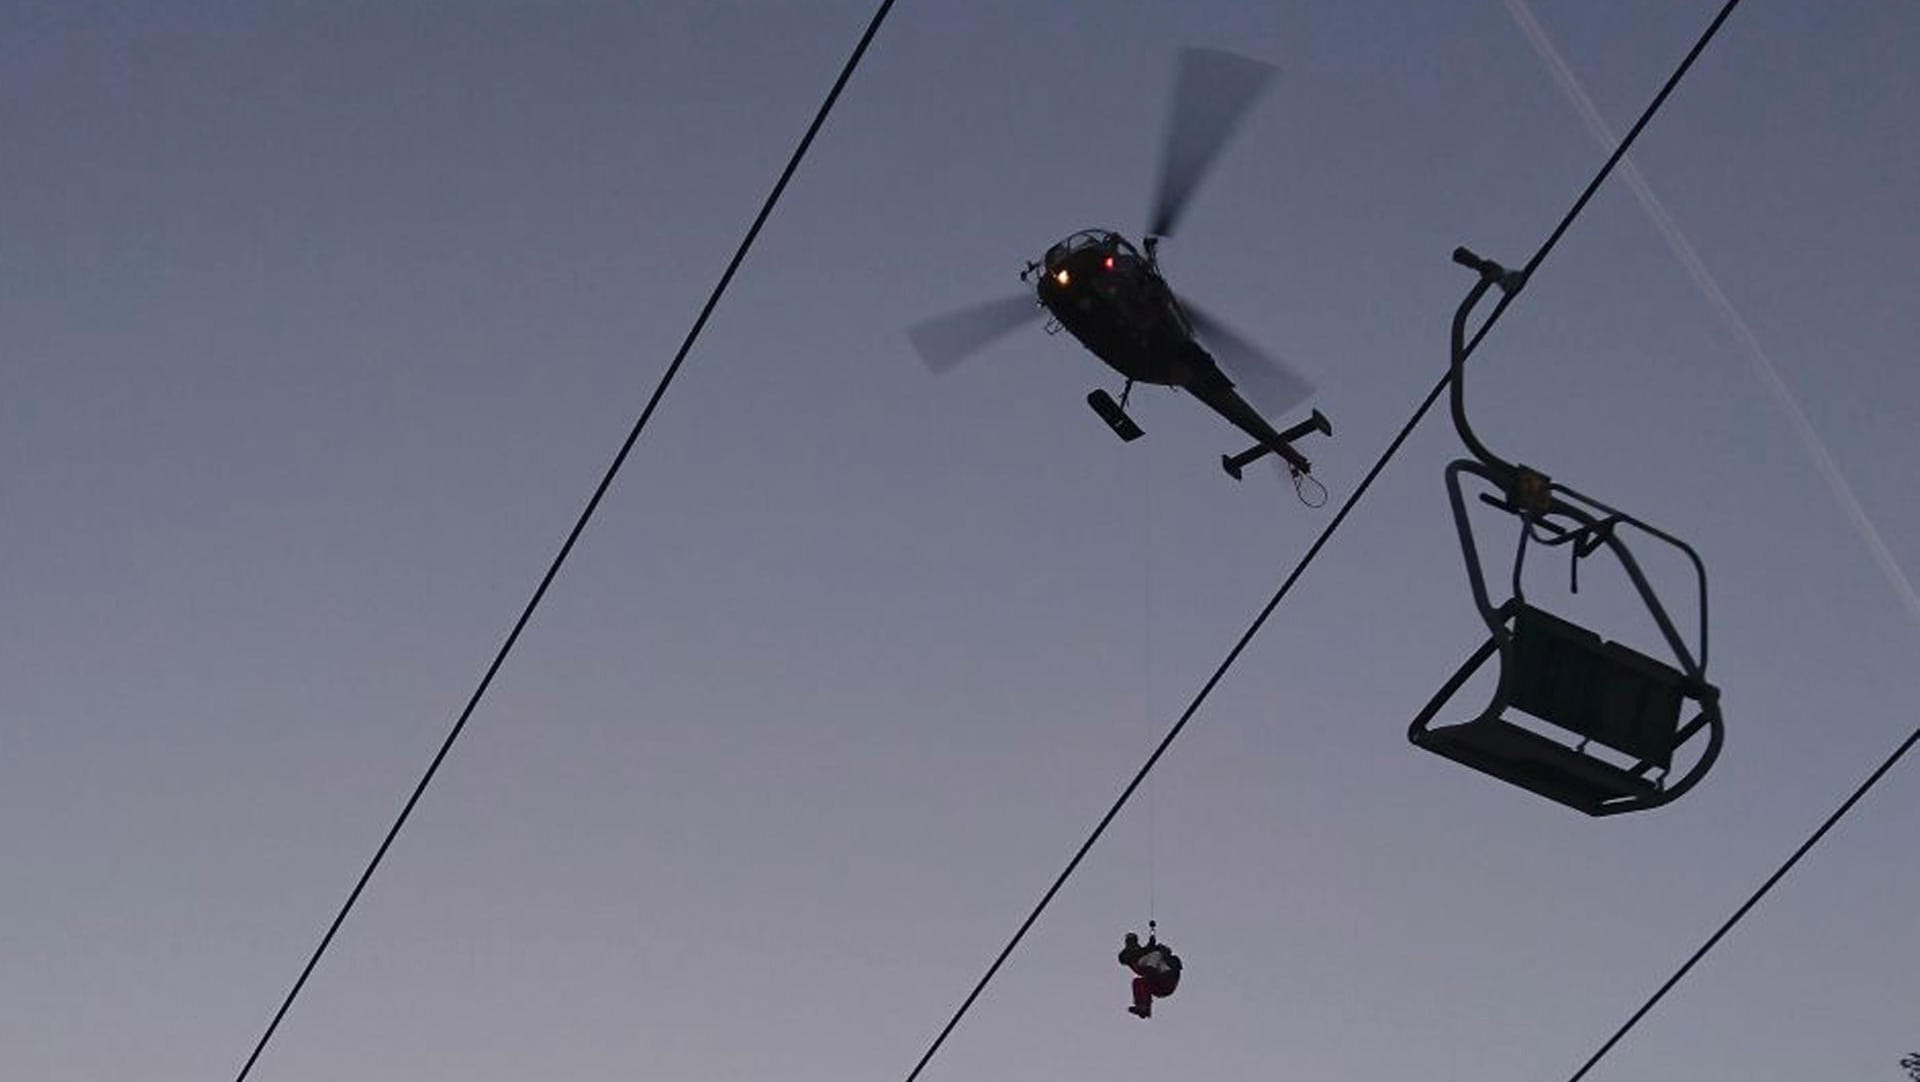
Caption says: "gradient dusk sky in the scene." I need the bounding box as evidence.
[3,3,1916,1080]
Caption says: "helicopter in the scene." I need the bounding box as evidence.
[908,48,1333,486]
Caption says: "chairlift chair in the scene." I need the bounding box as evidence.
[1408,249,1725,816]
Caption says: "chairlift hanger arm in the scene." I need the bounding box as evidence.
[1448,248,1529,483]
[1445,247,1713,674]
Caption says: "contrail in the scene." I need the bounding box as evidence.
[1502,0,1920,628]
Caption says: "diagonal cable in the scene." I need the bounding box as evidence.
[1562,723,1919,1082]
[899,2,1744,1079]
[1498,11,1920,1076]
[1503,0,1920,627]
[230,3,899,1078]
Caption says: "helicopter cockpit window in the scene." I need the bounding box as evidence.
[1048,231,1121,265]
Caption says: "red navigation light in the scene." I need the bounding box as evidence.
[1103,255,1115,270]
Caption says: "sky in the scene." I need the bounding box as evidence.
[2,2,1916,1080]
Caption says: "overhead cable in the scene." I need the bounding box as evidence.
[1565,724,1919,1082]
[1505,2,1920,1069]
[1504,0,1920,628]
[230,4,900,1078]
[899,3,1746,1079]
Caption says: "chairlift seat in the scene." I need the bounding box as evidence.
[1416,713,1663,816]
[1412,605,1695,817]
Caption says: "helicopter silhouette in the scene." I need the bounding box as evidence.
[908,48,1332,485]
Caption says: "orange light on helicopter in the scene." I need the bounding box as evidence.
[1053,268,1071,287]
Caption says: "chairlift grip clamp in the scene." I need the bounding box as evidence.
[1508,464,1554,516]
[1452,246,1528,294]
[1451,246,1497,276]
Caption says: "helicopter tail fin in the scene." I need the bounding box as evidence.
[1221,437,1310,480]
[1221,408,1330,479]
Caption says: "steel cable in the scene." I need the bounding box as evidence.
[230,4,900,1077]
[899,2,1745,1078]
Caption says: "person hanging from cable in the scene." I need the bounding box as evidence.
[1117,925,1181,1018]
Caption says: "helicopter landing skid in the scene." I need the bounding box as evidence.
[1087,389,1145,442]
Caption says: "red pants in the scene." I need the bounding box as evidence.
[1131,976,1154,1014]
[1130,970,1177,1014]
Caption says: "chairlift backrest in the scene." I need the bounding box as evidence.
[1507,606,1684,769]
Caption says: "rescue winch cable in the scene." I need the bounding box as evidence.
[1140,444,1157,929]
[899,3,1745,1079]
[229,3,901,1078]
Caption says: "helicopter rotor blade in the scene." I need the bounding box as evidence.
[1147,48,1276,239]
[906,293,1038,374]
[1182,298,1314,421]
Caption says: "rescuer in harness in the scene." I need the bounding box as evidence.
[1117,929,1181,1018]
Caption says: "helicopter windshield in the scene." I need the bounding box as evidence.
[1044,230,1139,269]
